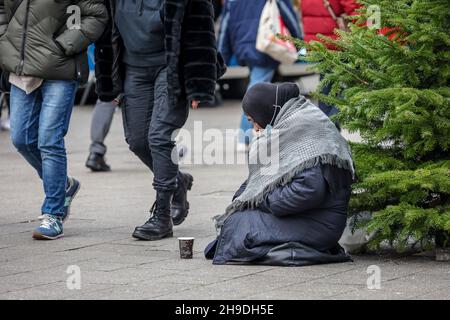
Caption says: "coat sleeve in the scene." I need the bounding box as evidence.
[278,0,303,39]
[183,0,218,104]
[0,0,7,37]
[56,0,109,56]
[259,166,327,217]
[217,0,232,65]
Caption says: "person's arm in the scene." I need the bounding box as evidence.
[55,0,109,56]
[217,0,232,65]
[182,0,218,105]
[0,0,7,38]
[278,0,303,39]
[259,166,327,217]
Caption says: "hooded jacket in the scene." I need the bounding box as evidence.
[0,0,108,84]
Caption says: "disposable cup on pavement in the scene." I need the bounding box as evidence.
[178,237,195,259]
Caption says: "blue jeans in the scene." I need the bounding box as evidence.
[238,66,275,144]
[10,80,78,217]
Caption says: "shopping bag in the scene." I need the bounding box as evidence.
[256,0,298,65]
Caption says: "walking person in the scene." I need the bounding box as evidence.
[0,0,108,240]
[218,0,302,151]
[95,0,226,241]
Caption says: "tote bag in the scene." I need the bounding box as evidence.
[256,0,298,65]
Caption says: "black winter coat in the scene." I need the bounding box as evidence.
[205,164,353,266]
[95,0,226,104]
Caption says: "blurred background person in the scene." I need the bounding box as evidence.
[85,99,115,172]
[300,0,359,119]
[218,0,302,151]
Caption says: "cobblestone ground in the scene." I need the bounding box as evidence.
[0,101,448,300]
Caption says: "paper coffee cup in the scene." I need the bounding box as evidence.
[178,237,195,259]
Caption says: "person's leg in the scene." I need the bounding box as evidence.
[37,80,77,219]
[9,85,43,178]
[133,66,189,241]
[89,99,115,155]
[86,99,115,171]
[0,94,10,131]
[149,68,185,193]
[121,65,154,171]
[238,66,275,145]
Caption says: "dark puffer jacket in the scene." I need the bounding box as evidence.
[206,164,353,266]
[95,0,227,104]
[0,0,108,84]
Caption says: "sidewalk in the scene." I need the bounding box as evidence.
[0,102,448,300]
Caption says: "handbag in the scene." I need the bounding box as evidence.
[0,0,25,93]
[256,0,298,65]
[323,0,351,32]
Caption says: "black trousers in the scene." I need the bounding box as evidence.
[122,65,189,192]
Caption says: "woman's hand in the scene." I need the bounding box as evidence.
[191,100,200,109]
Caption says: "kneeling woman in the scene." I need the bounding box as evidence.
[205,83,355,266]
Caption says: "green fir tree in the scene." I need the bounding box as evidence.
[289,0,450,252]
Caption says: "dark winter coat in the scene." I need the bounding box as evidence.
[218,0,302,69]
[95,0,227,104]
[0,0,108,84]
[205,164,353,266]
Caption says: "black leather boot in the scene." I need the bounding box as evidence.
[132,191,174,241]
[86,152,111,172]
[171,172,194,226]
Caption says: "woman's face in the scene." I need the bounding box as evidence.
[247,115,264,132]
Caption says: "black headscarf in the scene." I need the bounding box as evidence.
[242,82,300,128]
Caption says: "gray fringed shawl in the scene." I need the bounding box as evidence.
[214,96,355,230]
